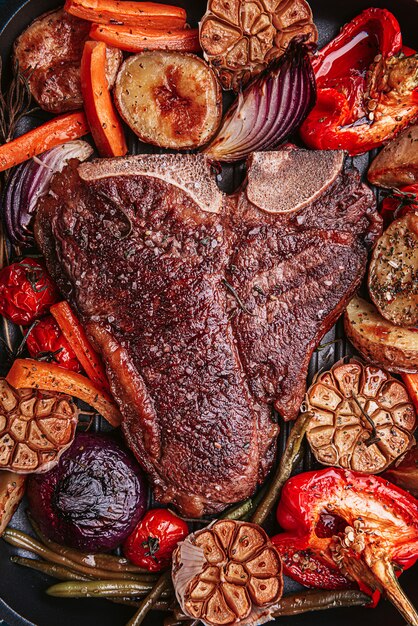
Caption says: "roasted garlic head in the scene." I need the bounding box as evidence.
[173,520,283,626]
[199,0,317,90]
[0,379,78,473]
[305,360,416,474]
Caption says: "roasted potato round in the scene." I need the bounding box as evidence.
[368,123,418,188]
[14,8,122,114]
[114,51,222,150]
[344,295,418,374]
[368,212,418,327]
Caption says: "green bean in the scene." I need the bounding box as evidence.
[27,513,149,574]
[46,580,168,599]
[12,556,171,612]
[272,589,370,616]
[164,619,198,626]
[219,498,253,521]
[251,412,312,526]
[3,528,155,582]
[126,571,172,626]
[111,598,171,611]
[11,556,91,582]
[171,589,369,622]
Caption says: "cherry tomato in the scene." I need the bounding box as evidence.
[123,509,189,572]
[26,316,82,373]
[380,184,418,224]
[0,258,60,325]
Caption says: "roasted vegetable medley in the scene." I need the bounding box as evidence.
[0,0,417,626]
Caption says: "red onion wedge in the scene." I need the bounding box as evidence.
[2,140,94,247]
[204,38,317,163]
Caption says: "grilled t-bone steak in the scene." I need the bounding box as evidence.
[35,147,381,517]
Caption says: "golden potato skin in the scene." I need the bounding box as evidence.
[368,213,418,327]
[344,295,418,374]
[14,8,122,113]
[368,124,418,188]
[114,52,222,150]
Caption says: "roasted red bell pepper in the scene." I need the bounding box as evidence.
[380,184,418,224]
[300,9,418,155]
[272,468,418,625]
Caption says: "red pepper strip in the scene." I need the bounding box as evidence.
[50,301,110,392]
[300,8,418,155]
[380,184,418,224]
[273,468,418,625]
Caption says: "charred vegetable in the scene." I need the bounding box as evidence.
[204,37,316,163]
[26,316,82,373]
[124,509,189,573]
[172,520,283,625]
[0,471,26,535]
[199,0,317,91]
[0,379,79,473]
[114,51,222,150]
[27,433,147,552]
[344,296,418,374]
[14,8,122,114]
[368,123,418,188]
[0,258,59,326]
[0,112,89,174]
[300,9,418,155]
[2,140,93,246]
[81,41,127,158]
[272,468,418,626]
[368,213,418,327]
[305,360,416,474]
[7,359,121,428]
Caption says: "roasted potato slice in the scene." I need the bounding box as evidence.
[14,8,122,114]
[344,295,418,374]
[368,124,418,188]
[114,52,222,150]
[368,213,418,327]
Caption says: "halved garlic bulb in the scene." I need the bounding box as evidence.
[172,520,283,626]
[305,359,416,473]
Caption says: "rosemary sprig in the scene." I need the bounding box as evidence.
[0,59,37,147]
[350,393,381,446]
[222,279,254,316]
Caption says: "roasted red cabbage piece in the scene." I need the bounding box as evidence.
[27,432,147,552]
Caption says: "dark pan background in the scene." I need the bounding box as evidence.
[0,0,417,624]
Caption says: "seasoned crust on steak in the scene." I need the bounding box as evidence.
[35,149,381,516]
[14,9,122,113]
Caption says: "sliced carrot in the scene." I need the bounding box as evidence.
[0,112,89,173]
[90,23,201,52]
[80,40,127,157]
[65,0,186,29]
[50,301,110,392]
[7,359,121,428]
[403,374,418,413]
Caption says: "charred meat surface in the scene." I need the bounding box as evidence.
[35,148,380,516]
[14,9,122,114]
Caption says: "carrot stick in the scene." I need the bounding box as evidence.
[90,23,201,52]
[50,301,110,392]
[81,41,127,157]
[403,374,418,412]
[0,112,89,173]
[65,0,186,29]
[7,359,121,428]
